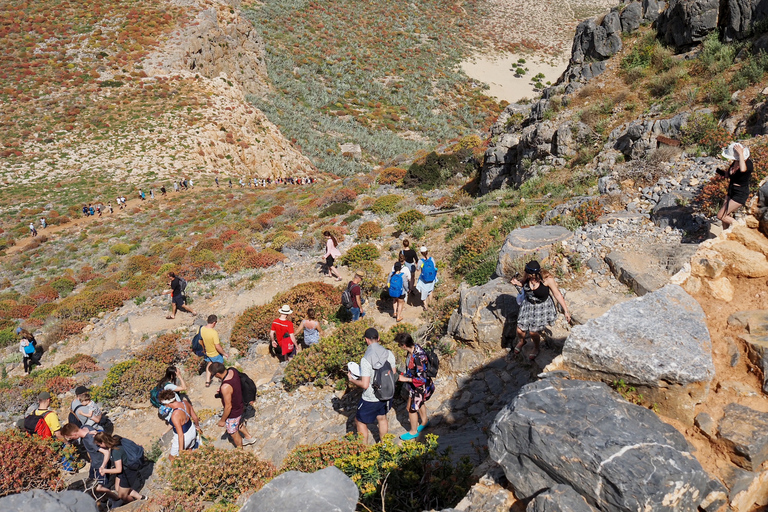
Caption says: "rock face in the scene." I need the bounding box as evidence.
[561,284,714,423]
[526,484,598,512]
[488,376,718,511]
[570,14,622,67]
[0,490,98,512]
[604,250,668,295]
[240,466,358,512]
[447,278,519,351]
[730,309,768,393]
[718,403,768,471]
[657,0,720,47]
[496,226,572,279]
[723,0,768,41]
[757,181,768,236]
[610,112,689,160]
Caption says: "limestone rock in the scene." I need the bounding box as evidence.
[0,490,98,512]
[739,333,768,393]
[695,412,717,439]
[447,279,519,351]
[713,240,768,277]
[727,309,768,332]
[657,0,720,47]
[448,348,486,373]
[723,466,768,511]
[727,225,768,256]
[488,376,716,511]
[620,1,643,33]
[562,284,714,423]
[718,403,768,471]
[723,0,768,41]
[526,484,598,511]
[240,466,358,512]
[496,226,572,279]
[690,250,727,278]
[604,251,668,296]
[702,276,734,301]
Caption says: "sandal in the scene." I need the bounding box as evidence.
[165,316,174,320]
[513,341,525,355]
[528,352,539,361]
[205,381,211,388]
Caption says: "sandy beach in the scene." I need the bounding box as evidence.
[461,52,567,103]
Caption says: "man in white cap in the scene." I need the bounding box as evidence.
[415,246,437,311]
[270,305,297,361]
[717,142,753,230]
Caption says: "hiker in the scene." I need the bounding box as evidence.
[388,262,407,322]
[189,179,194,188]
[348,328,396,443]
[71,386,108,432]
[201,315,227,387]
[29,222,37,237]
[89,205,95,216]
[209,363,256,448]
[344,271,366,321]
[153,366,189,402]
[61,423,120,502]
[395,332,435,440]
[157,389,200,461]
[27,392,64,440]
[228,178,233,188]
[93,432,147,503]
[509,260,570,361]
[150,189,154,199]
[163,272,196,319]
[298,308,323,347]
[215,177,219,188]
[323,231,342,281]
[173,182,179,193]
[40,218,46,229]
[139,189,145,201]
[18,327,41,373]
[415,247,437,310]
[400,240,418,292]
[108,203,113,214]
[716,142,753,230]
[160,186,166,196]
[270,305,297,361]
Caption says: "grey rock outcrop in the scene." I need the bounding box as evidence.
[562,284,714,423]
[610,112,689,160]
[604,250,669,295]
[496,226,572,279]
[0,490,98,512]
[447,278,519,351]
[729,309,768,393]
[718,403,768,471]
[723,0,768,41]
[489,376,719,511]
[240,466,358,512]
[656,0,720,47]
[650,190,697,231]
[620,1,644,32]
[758,180,768,236]
[526,484,598,512]
[642,0,663,21]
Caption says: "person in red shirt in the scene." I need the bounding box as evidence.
[270,305,297,361]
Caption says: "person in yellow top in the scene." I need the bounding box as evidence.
[201,314,227,388]
[33,391,64,440]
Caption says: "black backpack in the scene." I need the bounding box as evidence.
[178,276,188,296]
[190,326,205,357]
[234,368,258,406]
[341,282,354,309]
[371,360,396,401]
[68,408,83,428]
[425,348,439,378]
[120,438,145,470]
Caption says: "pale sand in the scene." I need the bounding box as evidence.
[461,52,567,103]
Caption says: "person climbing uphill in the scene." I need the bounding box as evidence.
[509,260,570,361]
[716,142,753,230]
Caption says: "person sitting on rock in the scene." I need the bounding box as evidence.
[509,260,570,361]
[716,142,753,230]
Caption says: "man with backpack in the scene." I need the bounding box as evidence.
[201,315,227,387]
[348,328,397,444]
[164,272,196,319]
[25,392,64,440]
[415,246,437,311]
[342,270,366,321]
[209,362,257,449]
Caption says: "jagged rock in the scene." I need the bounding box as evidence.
[526,484,598,512]
[611,113,689,160]
[480,146,516,195]
[448,348,486,373]
[695,412,717,439]
[727,225,768,256]
[553,122,596,157]
[496,226,572,279]
[723,465,768,511]
[604,251,668,295]
[642,0,662,21]
[488,376,717,511]
[620,2,643,32]
[690,249,728,279]
[566,14,622,83]
[758,180,768,236]
[0,490,98,512]
[718,403,768,471]
[562,284,714,423]
[650,191,697,231]
[240,466,358,512]
[447,279,519,351]
[656,0,720,47]
[723,0,768,41]
[712,240,768,277]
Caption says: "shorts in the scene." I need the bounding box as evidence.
[116,466,140,490]
[170,424,198,456]
[326,255,335,267]
[172,295,185,308]
[205,354,224,364]
[356,399,392,424]
[225,416,242,434]
[728,184,749,205]
[394,294,406,300]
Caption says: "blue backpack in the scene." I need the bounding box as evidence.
[388,272,404,298]
[421,258,437,283]
[190,326,205,357]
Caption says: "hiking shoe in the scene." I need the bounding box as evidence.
[242,437,257,446]
[400,432,418,441]
[416,422,430,434]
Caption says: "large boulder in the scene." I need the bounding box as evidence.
[656,0,720,48]
[526,484,598,511]
[239,466,358,512]
[723,0,768,41]
[447,278,519,351]
[620,1,644,32]
[730,309,768,393]
[489,375,720,511]
[0,490,98,512]
[562,284,714,423]
[496,226,572,279]
[718,403,768,471]
[604,250,668,295]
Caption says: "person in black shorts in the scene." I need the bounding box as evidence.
[717,142,753,230]
[163,272,196,319]
[400,239,418,293]
[93,432,146,503]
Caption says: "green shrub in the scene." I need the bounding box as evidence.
[0,327,16,348]
[280,434,367,473]
[463,254,498,286]
[572,199,603,226]
[50,277,76,298]
[343,212,363,224]
[320,203,354,218]
[0,430,81,497]
[694,33,736,78]
[91,359,164,405]
[357,221,382,240]
[378,167,407,185]
[451,229,494,276]
[110,243,131,255]
[340,244,380,266]
[370,195,402,214]
[404,151,463,189]
[680,113,730,156]
[396,209,426,233]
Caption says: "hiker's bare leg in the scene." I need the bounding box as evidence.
[376,414,388,439]
[355,419,370,443]
[230,429,243,448]
[717,197,742,230]
[239,422,252,439]
[407,397,418,434]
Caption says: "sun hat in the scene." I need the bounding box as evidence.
[74,386,90,396]
[38,391,51,401]
[420,246,428,253]
[363,328,379,340]
[355,269,366,278]
[525,260,541,274]
[278,304,293,315]
[721,142,750,161]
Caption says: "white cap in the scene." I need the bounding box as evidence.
[420,246,428,253]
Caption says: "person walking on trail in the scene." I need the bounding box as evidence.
[215,177,219,188]
[160,186,166,196]
[201,315,227,387]
[348,328,396,444]
[717,142,753,230]
[93,432,147,503]
[60,423,120,503]
[40,217,46,230]
[18,327,41,374]
[509,260,570,361]
[298,308,323,347]
[173,182,179,193]
[323,230,342,281]
[270,305,297,361]
[388,262,407,322]
[228,178,233,188]
[29,222,37,237]
[150,189,154,200]
[395,332,435,440]
[209,363,256,448]
[29,391,64,440]
[344,271,366,321]
[139,189,145,201]
[163,272,196,319]
[400,239,418,292]
[415,247,437,311]
[157,390,199,462]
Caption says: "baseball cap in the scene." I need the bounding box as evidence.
[38,391,51,401]
[74,386,90,395]
[363,328,379,340]
[420,246,428,253]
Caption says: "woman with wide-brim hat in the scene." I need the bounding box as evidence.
[716,142,753,230]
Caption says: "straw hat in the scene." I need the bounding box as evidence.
[278,304,293,315]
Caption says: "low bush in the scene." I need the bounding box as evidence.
[110,243,131,255]
[91,359,164,405]
[404,151,461,189]
[320,203,354,218]
[340,244,380,267]
[0,430,79,497]
[280,434,367,473]
[321,187,358,206]
[451,229,495,277]
[46,320,88,344]
[378,167,407,185]
[247,249,288,269]
[284,235,319,252]
[29,285,59,303]
[168,445,276,502]
[396,209,426,233]
[357,221,382,240]
[0,327,15,348]
[572,199,603,226]
[315,226,347,244]
[50,277,76,298]
[60,354,101,373]
[680,113,730,156]
[136,332,191,366]
[370,195,402,214]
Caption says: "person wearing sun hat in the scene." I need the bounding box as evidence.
[716,142,753,230]
[270,305,297,361]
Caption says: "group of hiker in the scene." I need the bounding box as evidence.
[219,176,315,188]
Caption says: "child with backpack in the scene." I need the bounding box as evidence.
[93,432,147,503]
[415,247,437,311]
[388,262,408,322]
[18,328,40,374]
[395,332,435,440]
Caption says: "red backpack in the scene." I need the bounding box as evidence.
[24,410,53,438]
